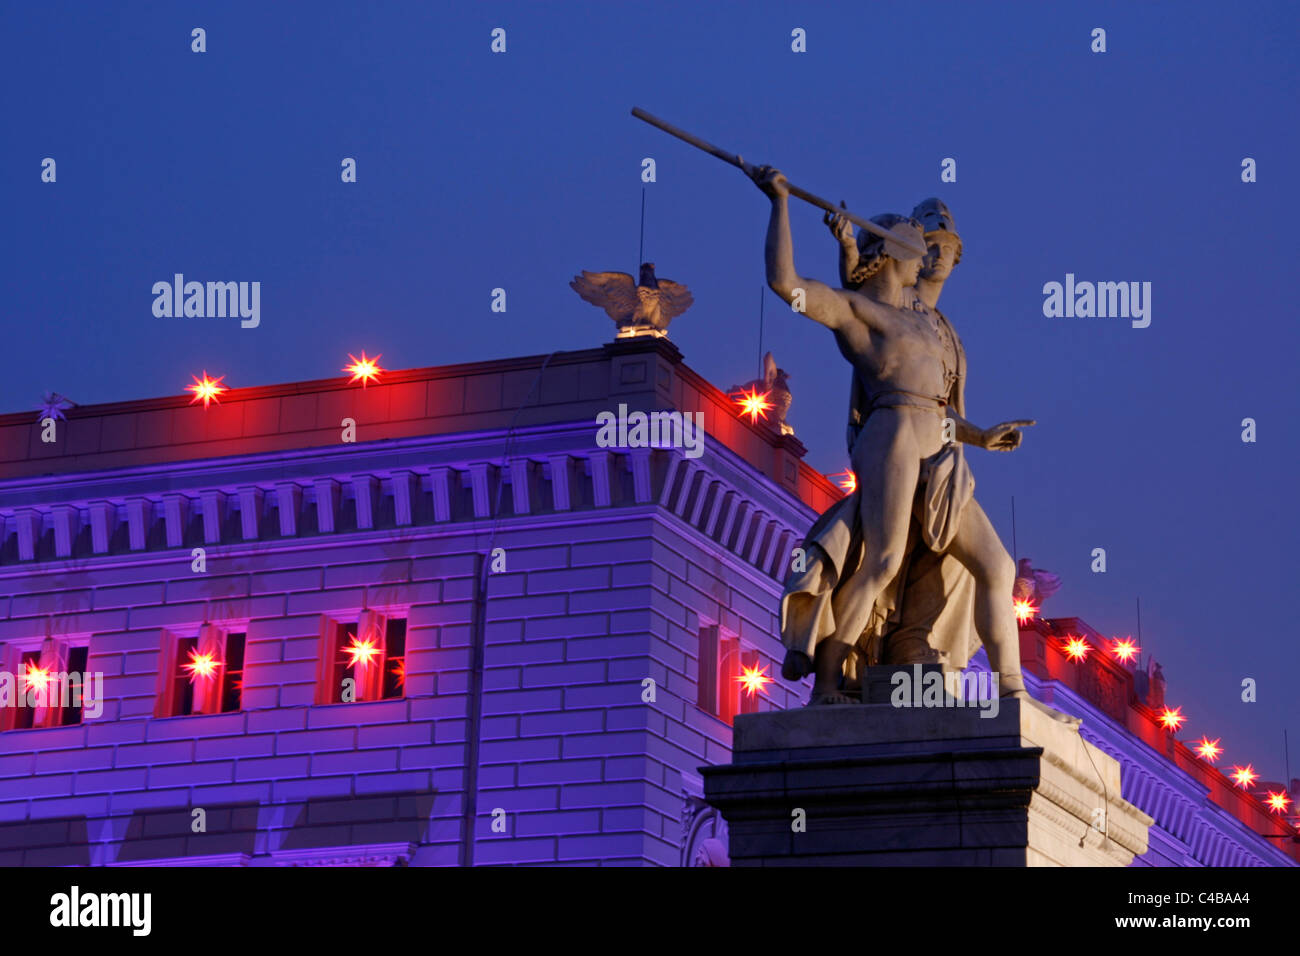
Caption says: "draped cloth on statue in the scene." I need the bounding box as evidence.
[779,439,981,681]
[884,531,979,669]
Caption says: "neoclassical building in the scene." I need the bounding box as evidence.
[0,336,1293,865]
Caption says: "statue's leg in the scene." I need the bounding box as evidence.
[781,646,814,680]
[945,502,1081,725]
[810,640,853,703]
[881,536,945,666]
[809,420,920,703]
[943,498,1025,695]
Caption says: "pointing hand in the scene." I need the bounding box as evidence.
[982,419,1036,452]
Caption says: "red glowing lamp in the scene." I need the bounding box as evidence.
[23,661,52,694]
[1158,707,1185,732]
[1265,791,1290,814]
[185,371,228,408]
[182,650,221,683]
[732,387,773,425]
[1230,765,1258,788]
[344,351,385,387]
[1061,635,1090,662]
[736,662,772,698]
[1013,600,1037,625]
[1193,737,1222,762]
[1110,637,1139,663]
[343,632,381,668]
[829,470,857,493]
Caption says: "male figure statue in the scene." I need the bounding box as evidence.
[752,166,1032,705]
[831,199,979,671]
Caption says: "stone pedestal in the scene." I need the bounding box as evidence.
[702,688,1152,866]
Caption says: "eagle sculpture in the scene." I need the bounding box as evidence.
[1012,558,1062,609]
[570,262,694,338]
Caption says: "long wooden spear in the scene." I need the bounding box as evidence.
[631,106,928,259]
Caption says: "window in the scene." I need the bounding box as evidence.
[168,636,198,718]
[222,632,246,713]
[381,618,406,700]
[321,612,407,704]
[161,626,246,717]
[697,626,766,724]
[62,645,89,726]
[12,651,41,731]
[736,647,763,717]
[1,639,89,730]
[697,625,720,715]
[718,637,743,724]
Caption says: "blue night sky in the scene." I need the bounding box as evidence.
[2,2,1297,782]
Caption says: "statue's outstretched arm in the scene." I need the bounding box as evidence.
[943,409,986,446]
[946,410,1036,451]
[753,168,853,331]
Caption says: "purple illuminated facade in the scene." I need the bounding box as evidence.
[0,337,1293,865]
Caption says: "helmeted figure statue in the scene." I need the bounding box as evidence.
[837,198,980,676]
[750,168,1039,709]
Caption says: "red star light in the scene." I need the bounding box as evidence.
[829,469,857,493]
[344,351,385,387]
[732,387,773,425]
[182,650,220,683]
[23,661,52,695]
[1061,635,1090,662]
[1265,791,1290,814]
[390,658,406,689]
[736,662,772,698]
[1230,765,1258,788]
[1193,737,1222,762]
[342,632,381,668]
[1158,707,1185,732]
[1013,600,1038,625]
[185,371,228,408]
[1110,637,1139,663]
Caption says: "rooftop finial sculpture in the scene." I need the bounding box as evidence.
[729,352,793,435]
[570,262,694,339]
[1013,558,1062,611]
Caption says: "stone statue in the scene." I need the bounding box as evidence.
[826,198,982,674]
[1012,558,1062,612]
[729,352,794,435]
[570,262,694,339]
[749,165,1038,709]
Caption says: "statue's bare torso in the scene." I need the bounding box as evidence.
[834,289,956,415]
[832,290,959,474]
